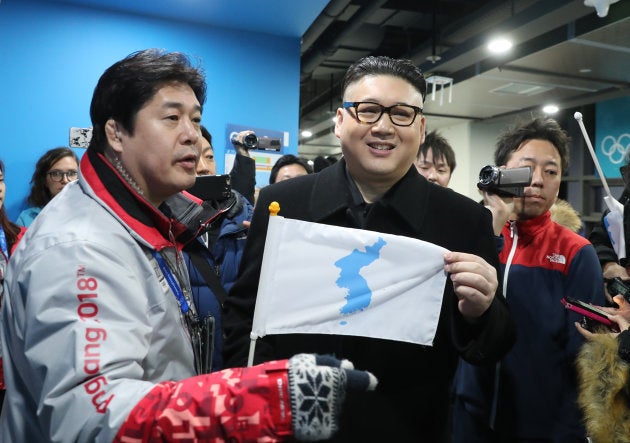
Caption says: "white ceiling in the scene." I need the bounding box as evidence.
[297,0,630,158]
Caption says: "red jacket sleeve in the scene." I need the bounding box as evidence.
[114,359,293,443]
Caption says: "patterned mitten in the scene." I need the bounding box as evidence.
[288,354,377,441]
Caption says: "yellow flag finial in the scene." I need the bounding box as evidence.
[269,201,280,216]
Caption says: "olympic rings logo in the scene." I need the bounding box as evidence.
[601,133,630,165]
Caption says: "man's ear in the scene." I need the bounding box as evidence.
[334,108,344,139]
[105,119,123,154]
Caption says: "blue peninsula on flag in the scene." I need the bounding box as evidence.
[250,213,448,349]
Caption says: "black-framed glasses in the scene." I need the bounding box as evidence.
[342,101,423,127]
[47,169,78,182]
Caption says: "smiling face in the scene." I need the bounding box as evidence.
[108,82,201,206]
[335,75,425,196]
[504,138,561,220]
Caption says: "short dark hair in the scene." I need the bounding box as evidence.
[342,56,426,101]
[200,125,212,147]
[494,118,570,173]
[27,147,79,207]
[269,154,313,184]
[89,49,206,153]
[418,130,456,172]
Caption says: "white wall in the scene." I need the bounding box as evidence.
[442,120,508,201]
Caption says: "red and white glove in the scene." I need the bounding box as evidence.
[114,354,377,442]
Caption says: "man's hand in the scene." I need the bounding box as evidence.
[483,191,514,236]
[444,252,498,319]
[603,262,630,304]
[232,130,254,157]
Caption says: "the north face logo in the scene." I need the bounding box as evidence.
[546,253,566,264]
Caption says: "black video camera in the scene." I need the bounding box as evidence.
[477,165,532,198]
[231,132,282,151]
[186,174,232,201]
[606,277,630,302]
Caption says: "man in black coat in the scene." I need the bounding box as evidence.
[223,55,515,442]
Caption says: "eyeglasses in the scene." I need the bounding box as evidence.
[342,101,423,127]
[47,170,78,182]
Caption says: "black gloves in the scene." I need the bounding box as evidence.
[288,354,377,441]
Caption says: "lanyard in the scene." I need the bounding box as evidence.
[0,227,7,258]
[152,250,190,314]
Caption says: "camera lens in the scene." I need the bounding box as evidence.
[243,133,258,149]
[478,165,499,187]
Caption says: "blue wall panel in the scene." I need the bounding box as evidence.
[0,0,300,219]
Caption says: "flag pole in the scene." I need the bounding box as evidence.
[573,112,615,208]
[247,333,258,367]
[247,201,282,367]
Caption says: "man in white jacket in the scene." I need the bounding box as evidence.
[0,48,375,443]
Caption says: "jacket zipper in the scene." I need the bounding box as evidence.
[490,220,518,429]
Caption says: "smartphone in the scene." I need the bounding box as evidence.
[561,297,617,331]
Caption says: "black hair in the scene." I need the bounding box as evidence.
[200,125,212,147]
[269,154,313,184]
[89,48,206,153]
[342,56,426,101]
[418,130,456,172]
[494,118,570,174]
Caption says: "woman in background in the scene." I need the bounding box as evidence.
[16,147,79,227]
[0,158,26,409]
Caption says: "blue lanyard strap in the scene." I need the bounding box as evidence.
[152,250,190,314]
[0,227,7,258]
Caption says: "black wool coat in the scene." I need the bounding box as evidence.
[223,158,515,442]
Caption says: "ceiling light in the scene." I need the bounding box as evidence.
[301,130,313,138]
[584,0,620,17]
[579,68,592,73]
[543,104,559,114]
[488,38,513,54]
[425,75,453,105]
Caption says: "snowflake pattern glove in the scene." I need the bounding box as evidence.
[288,353,378,441]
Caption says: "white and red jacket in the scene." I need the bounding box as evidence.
[0,150,293,442]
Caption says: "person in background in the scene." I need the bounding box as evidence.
[223,55,515,442]
[184,126,254,371]
[269,154,312,184]
[0,158,26,409]
[589,159,630,303]
[453,117,605,443]
[574,285,630,442]
[16,147,79,227]
[414,129,456,187]
[0,48,376,442]
[313,155,333,173]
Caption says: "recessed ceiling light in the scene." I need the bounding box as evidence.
[543,104,559,114]
[487,38,513,54]
[301,130,313,138]
[579,68,592,73]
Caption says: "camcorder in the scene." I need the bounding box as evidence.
[186,174,232,201]
[231,132,281,152]
[477,165,532,198]
[606,277,630,302]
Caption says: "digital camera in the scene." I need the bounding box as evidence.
[477,165,532,197]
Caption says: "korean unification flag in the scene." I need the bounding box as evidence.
[251,215,449,347]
